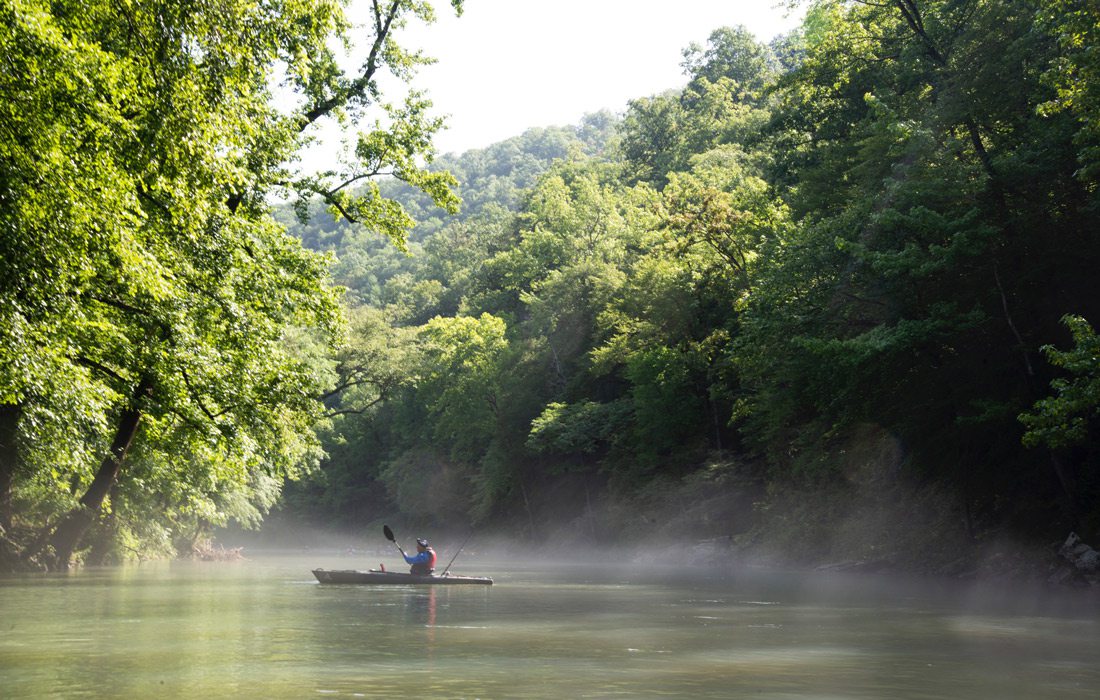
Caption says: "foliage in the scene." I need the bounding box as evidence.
[1021,316,1100,450]
[0,0,463,569]
[285,0,1100,549]
[1038,0,1100,182]
[415,313,509,460]
[528,400,633,457]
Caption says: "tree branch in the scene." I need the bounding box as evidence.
[323,393,388,418]
[73,356,127,384]
[301,0,403,128]
[893,0,947,64]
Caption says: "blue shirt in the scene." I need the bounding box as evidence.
[404,550,432,565]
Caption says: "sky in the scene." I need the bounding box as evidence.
[404,0,806,155]
[303,1,806,167]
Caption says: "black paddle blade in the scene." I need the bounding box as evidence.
[383,524,395,542]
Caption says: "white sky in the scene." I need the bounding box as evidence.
[306,1,805,165]
[411,0,805,155]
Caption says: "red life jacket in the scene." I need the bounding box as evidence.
[410,547,437,575]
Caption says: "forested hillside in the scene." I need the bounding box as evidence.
[280,2,1100,572]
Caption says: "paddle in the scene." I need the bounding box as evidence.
[383,524,405,557]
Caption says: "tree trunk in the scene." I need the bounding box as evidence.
[0,403,22,531]
[44,379,149,570]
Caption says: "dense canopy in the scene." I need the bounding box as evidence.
[284,0,1100,567]
[3,0,1099,573]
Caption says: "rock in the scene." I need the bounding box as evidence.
[1058,532,1100,573]
[1076,548,1100,573]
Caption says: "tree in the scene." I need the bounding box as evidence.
[622,27,777,188]
[681,25,776,104]
[415,313,509,458]
[0,0,463,570]
[621,91,687,187]
[1021,315,1100,451]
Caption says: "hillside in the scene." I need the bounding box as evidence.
[275,11,1100,584]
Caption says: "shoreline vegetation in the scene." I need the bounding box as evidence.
[3,2,1099,580]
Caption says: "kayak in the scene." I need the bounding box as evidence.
[312,568,493,585]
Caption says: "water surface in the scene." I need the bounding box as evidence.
[2,553,1097,698]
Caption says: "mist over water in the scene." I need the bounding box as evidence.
[2,547,1098,699]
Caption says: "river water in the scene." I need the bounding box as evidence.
[1,552,1098,698]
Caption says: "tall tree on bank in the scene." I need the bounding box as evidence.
[0,0,461,570]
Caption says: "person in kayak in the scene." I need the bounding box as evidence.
[404,538,436,575]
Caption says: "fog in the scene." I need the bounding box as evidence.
[217,517,1099,624]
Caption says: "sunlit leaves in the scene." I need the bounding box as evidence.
[662,150,789,292]
[415,313,508,458]
[527,400,632,457]
[682,25,777,104]
[301,91,461,252]
[1038,0,1100,182]
[1021,315,1100,450]
[0,0,466,562]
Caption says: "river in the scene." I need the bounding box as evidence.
[1,552,1097,698]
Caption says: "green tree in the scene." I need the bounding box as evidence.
[0,0,462,570]
[1021,315,1100,451]
[622,27,776,187]
[415,313,509,459]
[681,25,777,104]
[621,91,687,187]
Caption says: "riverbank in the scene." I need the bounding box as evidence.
[500,458,1100,590]
[228,464,1099,591]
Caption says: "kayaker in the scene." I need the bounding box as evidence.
[404,538,436,575]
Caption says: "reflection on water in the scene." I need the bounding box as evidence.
[1,554,1098,698]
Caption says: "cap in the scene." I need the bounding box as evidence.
[416,538,429,547]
